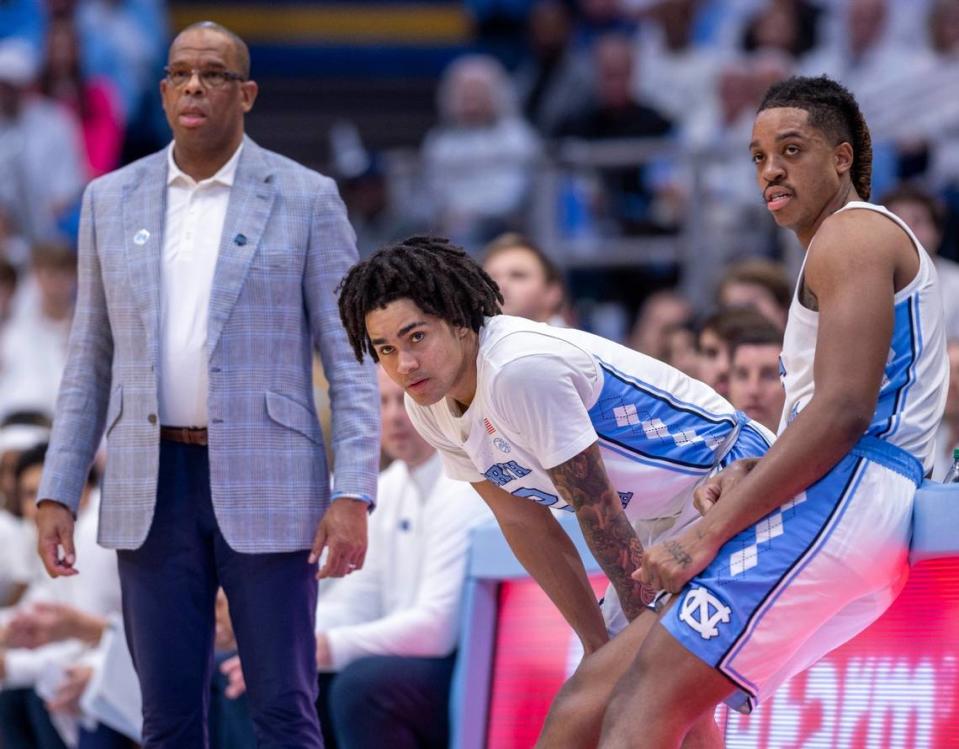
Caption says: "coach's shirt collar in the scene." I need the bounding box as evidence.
[166,141,244,188]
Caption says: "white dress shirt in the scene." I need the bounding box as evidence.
[316,452,492,670]
[158,143,243,427]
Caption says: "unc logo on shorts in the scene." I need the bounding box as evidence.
[679,587,731,640]
[493,437,511,453]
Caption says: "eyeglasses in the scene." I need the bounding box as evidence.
[163,66,246,89]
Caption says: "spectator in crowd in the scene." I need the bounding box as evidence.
[86,0,168,161]
[39,16,124,178]
[921,0,959,188]
[514,0,593,137]
[824,0,959,191]
[631,0,728,127]
[802,0,898,82]
[0,417,49,506]
[741,0,822,62]
[35,22,379,748]
[661,321,700,379]
[482,233,566,324]
[0,37,85,243]
[801,0,919,154]
[0,420,51,586]
[69,0,167,125]
[337,159,423,260]
[220,367,491,749]
[728,321,786,433]
[422,54,541,248]
[934,339,959,480]
[0,421,47,609]
[716,258,791,329]
[696,307,773,399]
[0,243,77,420]
[882,183,959,341]
[0,443,124,749]
[627,288,693,361]
[681,50,793,264]
[557,33,675,235]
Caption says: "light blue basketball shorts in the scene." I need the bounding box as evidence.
[602,419,774,636]
[661,436,922,713]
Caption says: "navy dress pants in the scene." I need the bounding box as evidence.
[117,441,323,748]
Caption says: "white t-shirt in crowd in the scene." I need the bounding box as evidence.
[316,453,492,670]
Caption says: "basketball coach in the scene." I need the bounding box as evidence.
[34,21,379,748]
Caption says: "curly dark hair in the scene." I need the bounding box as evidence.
[758,75,873,201]
[337,235,503,363]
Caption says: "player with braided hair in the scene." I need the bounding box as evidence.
[339,235,774,747]
[597,75,948,747]
[338,235,503,363]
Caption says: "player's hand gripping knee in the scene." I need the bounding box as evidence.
[693,458,760,516]
[633,525,721,594]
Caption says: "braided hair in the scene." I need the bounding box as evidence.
[758,75,873,201]
[337,235,503,363]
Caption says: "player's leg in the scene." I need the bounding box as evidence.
[537,609,656,748]
[598,621,733,749]
[602,455,914,747]
[538,607,722,749]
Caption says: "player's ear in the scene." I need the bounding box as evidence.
[834,141,853,177]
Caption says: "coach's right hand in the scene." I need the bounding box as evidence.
[693,458,760,516]
[36,500,78,578]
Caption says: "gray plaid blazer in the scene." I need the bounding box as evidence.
[39,136,380,552]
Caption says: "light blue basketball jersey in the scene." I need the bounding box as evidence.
[406,315,774,530]
[779,201,949,473]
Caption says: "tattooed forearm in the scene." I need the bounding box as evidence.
[665,540,692,567]
[547,443,655,621]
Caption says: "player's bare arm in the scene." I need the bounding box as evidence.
[639,211,911,592]
[472,480,609,654]
[547,443,656,621]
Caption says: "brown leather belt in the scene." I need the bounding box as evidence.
[160,426,209,446]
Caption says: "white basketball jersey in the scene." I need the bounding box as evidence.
[779,201,949,473]
[406,315,774,536]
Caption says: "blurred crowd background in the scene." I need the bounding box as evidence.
[1,0,959,747]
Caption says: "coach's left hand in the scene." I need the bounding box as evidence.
[310,498,368,579]
[633,525,720,594]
